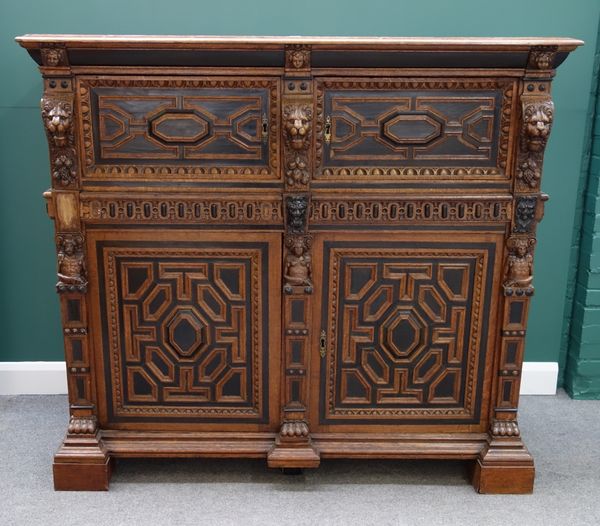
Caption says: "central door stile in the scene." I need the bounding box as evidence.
[267,45,320,468]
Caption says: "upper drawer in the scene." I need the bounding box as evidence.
[76,76,280,189]
[314,78,517,189]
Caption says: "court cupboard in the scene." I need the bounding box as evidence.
[15,34,582,492]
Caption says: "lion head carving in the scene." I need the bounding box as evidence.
[284,105,312,151]
[523,101,554,152]
[42,100,72,148]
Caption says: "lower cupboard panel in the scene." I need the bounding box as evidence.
[309,231,504,434]
[87,229,282,432]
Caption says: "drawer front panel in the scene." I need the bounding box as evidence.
[77,77,280,186]
[315,78,515,185]
[313,232,502,429]
[89,230,281,429]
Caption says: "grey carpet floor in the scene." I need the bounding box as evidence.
[0,391,598,526]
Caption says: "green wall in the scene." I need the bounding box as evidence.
[1,0,598,363]
[564,20,600,398]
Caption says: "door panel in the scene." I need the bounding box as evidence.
[314,78,516,183]
[77,76,280,185]
[311,232,502,431]
[88,229,281,430]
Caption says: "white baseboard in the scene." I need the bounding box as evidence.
[520,362,558,395]
[0,362,67,395]
[0,361,559,396]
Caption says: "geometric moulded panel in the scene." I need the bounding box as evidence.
[97,239,272,424]
[316,79,515,182]
[320,238,497,425]
[79,77,280,183]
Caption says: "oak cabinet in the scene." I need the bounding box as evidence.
[16,34,581,493]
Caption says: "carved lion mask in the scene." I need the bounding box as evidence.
[524,102,554,152]
[43,101,72,147]
[284,105,311,150]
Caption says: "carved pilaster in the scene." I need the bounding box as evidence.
[476,74,555,493]
[270,66,319,466]
[42,82,103,484]
[269,193,319,468]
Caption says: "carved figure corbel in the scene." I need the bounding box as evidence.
[56,234,87,293]
[284,234,313,294]
[516,100,554,189]
[283,104,312,187]
[504,237,536,295]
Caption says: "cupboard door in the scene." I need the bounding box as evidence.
[87,230,281,431]
[314,78,516,186]
[311,232,503,431]
[77,76,280,187]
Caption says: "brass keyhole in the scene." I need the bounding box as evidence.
[324,116,332,144]
[319,329,327,358]
[262,113,268,142]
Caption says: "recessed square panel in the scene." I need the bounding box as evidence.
[319,238,498,425]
